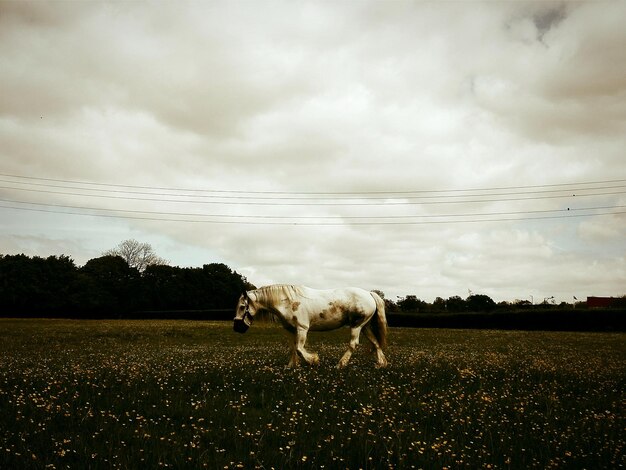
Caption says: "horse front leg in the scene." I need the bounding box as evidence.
[296,326,319,366]
[337,326,362,368]
[286,331,300,368]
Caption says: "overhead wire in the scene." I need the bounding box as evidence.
[2,196,624,219]
[1,201,624,225]
[1,184,625,205]
[1,178,626,201]
[1,172,626,196]
[1,173,625,225]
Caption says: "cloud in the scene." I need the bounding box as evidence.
[1,1,625,303]
[578,212,626,245]
[471,2,626,146]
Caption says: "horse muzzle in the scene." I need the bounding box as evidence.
[233,318,250,333]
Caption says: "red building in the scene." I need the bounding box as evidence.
[587,296,615,308]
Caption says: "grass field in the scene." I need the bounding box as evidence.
[0,320,623,469]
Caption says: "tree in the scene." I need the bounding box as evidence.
[79,255,141,313]
[467,294,496,312]
[397,295,425,312]
[432,297,446,312]
[103,239,168,272]
[446,295,467,313]
[140,262,252,311]
[200,263,251,309]
[0,254,80,315]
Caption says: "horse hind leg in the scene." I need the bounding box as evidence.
[337,326,362,368]
[363,324,388,368]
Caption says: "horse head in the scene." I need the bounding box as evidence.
[233,291,254,333]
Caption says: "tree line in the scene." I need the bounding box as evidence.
[0,253,251,317]
[386,294,601,313]
[1,240,624,321]
[388,293,626,313]
[0,250,506,318]
[387,293,498,313]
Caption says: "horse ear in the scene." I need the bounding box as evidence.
[242,289,249,299]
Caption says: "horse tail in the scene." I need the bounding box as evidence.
[369,291,388,350]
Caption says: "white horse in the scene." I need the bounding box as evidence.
[234,285,388,368]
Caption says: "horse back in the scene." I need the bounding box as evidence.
[298,286,377,331]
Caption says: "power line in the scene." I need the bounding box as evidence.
[2,172,625,225]
[1,177,625,201]
[2,184,625,206]
[1,199,624,225]
[1,172,625,196]
[1,197,625,220]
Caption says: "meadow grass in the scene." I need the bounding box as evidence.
[0,319,623,469]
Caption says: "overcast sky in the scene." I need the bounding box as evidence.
[1,1,625,303]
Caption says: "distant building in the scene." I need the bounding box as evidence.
[587,296,615,308]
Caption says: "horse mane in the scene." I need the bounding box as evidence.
[251,284,305,305]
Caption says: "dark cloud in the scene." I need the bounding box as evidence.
[533,4,568,40]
